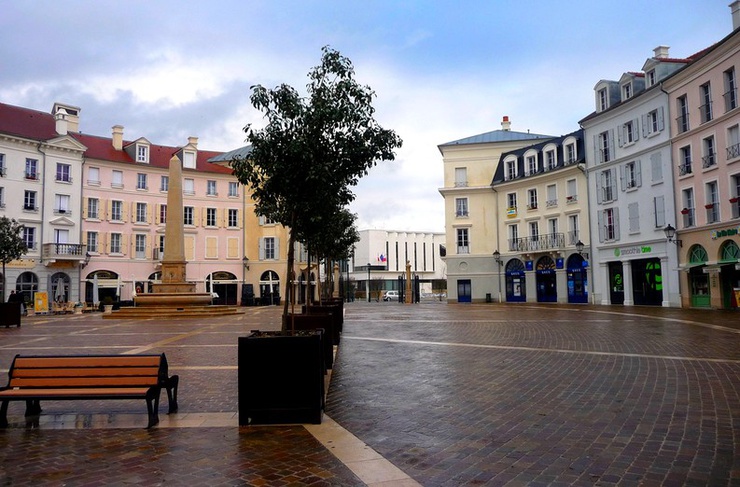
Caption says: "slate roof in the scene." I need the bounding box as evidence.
[491,129,585,185]
[0,101,232,175]
[438,129,553,150]
[208,144,252,163]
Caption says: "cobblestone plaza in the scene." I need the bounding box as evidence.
[0,302,738,485]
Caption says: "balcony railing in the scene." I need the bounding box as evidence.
[42,243,87,262]
[678,162,693,176]
[676,114,689,133]
[727,143,740,160]
[702,154,716,169]
[699,103,713,123]
[509,233,566,252]
[725,89,738,112]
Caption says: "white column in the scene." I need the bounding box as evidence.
[623,260,634,306]
[661,256,671,307]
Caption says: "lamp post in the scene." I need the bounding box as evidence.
[493,250,502,303]
[367,263,372,302]
[664,224,682,247]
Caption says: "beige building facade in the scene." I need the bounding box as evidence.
[438,117,554,303]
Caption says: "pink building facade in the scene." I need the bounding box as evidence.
[75,129,244,305]
[664,18,740,309]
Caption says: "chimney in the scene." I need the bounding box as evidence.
[54,108,69,135]
[731,1,740,31]
[51,103,80,132]
[501,116,511,131]
[187,136,198,149]
[653,45,670,59]
[112,125,124,151]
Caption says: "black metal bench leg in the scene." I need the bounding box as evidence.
[145,390,160,429]
[24,399,41,416]
[0,401,8,427]
[166,375,179,413]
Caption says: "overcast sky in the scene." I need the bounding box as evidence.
[0,1,731,233]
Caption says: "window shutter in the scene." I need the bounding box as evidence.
[258,238,265,260]
[275,238,280,259]
[147,203,152,224]
[597,211,605,243]
[654,196,665,228]
[619,165,626,191]
[633,118,640,141]
[611,169,618,201]
[651,153,662,182]
[121,234,128,256]
[105,232,111,254]
[596,174,603,204]
[82,198,88,219]
[642,114,648,137]
[185,236,195,261]
[106,200,112,221]
[155,204,161,225]
[613,208,621,240]
[259,216,265,226]
[227,237,239,258]
[657,107,665,131]
[145,235,152,259]
[618,125,624,147]
[593,135,599,163]
[635,160,642,187]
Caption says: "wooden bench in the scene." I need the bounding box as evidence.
[0,354,179,428]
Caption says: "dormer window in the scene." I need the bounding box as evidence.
[622,82,632,100]
[505,157,517,180]
[598,88,608,111]
[183,151,196,169]
[646,69,656,87]
[136,144,149,163]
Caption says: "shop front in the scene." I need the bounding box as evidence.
[505,259,526,302]
[535,256,557,302]
[566,254,588,304]
[681,226,740,309]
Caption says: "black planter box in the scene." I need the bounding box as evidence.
[238,330,323,425]
[0,302,21,327]
[285,313,334,370]
[303,303,343,344]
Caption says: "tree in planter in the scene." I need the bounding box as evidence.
[302,206,359,303]
[231,46,402,328]
[0,217,27,302]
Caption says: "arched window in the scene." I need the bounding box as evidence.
[719,241,740,262]
[16,272,39,303]
[506,259,525,273]
[689,245,708,264]
[536,256,555,270]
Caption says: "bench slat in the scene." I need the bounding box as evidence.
[13,356,162,368]
[0,387,152,398]
[10,377,160,388]
[12,367,162,378]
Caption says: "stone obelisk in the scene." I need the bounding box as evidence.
[136,155,210,306]
[156,155,193,292]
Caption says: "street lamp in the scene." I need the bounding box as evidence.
[664,224,682,247]
[367,262,372,302]
[493,250,502,303]
[575,240,584,255]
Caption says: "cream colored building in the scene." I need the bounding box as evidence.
[438,117,554,303]
[491,130,591,304]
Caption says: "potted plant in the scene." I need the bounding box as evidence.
[705,203,715,209]
[730,197,739,204]
[102,296,114,314]
[231,47,401,425]
[680,208,690,215]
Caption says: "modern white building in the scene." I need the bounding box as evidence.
[348,229,446,300]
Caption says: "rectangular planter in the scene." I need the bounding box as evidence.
[0,302,21,327]
[285,313,334,370]
[302,303,343,344]
[238,330,323,425]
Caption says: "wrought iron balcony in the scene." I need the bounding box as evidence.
[42,243,87,262]
[509,233,566,252]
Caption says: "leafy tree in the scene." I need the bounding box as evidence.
[232,46,402,325]
[0,217,27,302]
